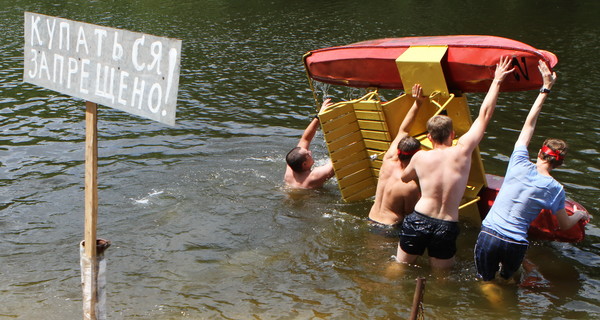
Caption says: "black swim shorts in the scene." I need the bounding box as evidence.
[399,211,460,259]
[367,218,402,238]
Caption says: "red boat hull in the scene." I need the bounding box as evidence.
[478,174,588,243]
[305,35,558,92]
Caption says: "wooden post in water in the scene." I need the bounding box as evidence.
[84,101,98,320]
[410,277,426,320]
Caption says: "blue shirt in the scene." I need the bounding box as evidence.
[482,145,565,243]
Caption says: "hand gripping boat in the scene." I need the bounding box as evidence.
[304,35,589,242]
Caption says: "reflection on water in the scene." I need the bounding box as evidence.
[1,0,599,319]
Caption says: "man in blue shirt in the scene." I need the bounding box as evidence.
[474,60,590,288]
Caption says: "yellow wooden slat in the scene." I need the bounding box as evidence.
[356,110,385,121]
[321,112,358,134]
[338,168,373,187]
[364,139,390,152]
[323,122,360,142]
[371,160,382,170]
[358,120,387,131]
[341,174,376,192]
[344,186,377,202]
[328,131,364,152]
[332,150,369,169]
[354,101,382,111]
[335,158,372,178]
[340,175,375,193]
[362,130,390,141]
[330,142,367,163]
[318,103,355,123]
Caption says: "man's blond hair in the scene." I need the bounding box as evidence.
[426,115,453,143]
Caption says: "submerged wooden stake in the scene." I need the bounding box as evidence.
[410,277,426,320]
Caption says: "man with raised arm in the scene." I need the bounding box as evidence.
[396,56,515,269]
[474,60,590,286]
[368,84,425,233]
[284,99,335,189]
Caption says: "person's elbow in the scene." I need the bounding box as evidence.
[401,171,414,183]
[325,163,335,180]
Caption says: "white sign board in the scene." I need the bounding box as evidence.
[23,12,182,126]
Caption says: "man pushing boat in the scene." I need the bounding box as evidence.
[395,56,515,269]
[367,84,424,234]
[474,60,590,301]
[284,99,336,189]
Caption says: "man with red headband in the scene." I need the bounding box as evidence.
[367,84,425,234]
[474,60,591,285]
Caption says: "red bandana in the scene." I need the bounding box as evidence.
[541,145,564,161]
[398,148,419,157]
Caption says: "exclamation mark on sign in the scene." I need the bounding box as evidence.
[163,47,178,116]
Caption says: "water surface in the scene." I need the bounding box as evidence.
[1,0,599,319]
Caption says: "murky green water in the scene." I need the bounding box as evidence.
[1,0,599,319]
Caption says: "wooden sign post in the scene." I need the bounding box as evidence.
[23,12,182,320]
[84,101,98,318]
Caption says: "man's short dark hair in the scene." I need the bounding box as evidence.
[427,115,453,143]
[398,136,421,161]
[286,147,307,172]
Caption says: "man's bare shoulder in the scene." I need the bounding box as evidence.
[284,166,309,189]
[423,146,466,160]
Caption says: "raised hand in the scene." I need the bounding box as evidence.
[494,56,515,83]
[412,83,425,103]
[538,60,557,90]
[318,97,333,113]
[573,204,591,223]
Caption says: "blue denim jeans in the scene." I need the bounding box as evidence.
[474,226,528,281]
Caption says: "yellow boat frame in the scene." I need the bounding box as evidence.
[309,46,486,220]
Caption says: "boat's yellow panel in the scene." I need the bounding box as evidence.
[396,46,450,98]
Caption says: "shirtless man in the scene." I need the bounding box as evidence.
[396,56,515,269]
[284,99,335,189]
[368,84,424,230]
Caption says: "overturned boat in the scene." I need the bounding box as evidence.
[303,35,589,242]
